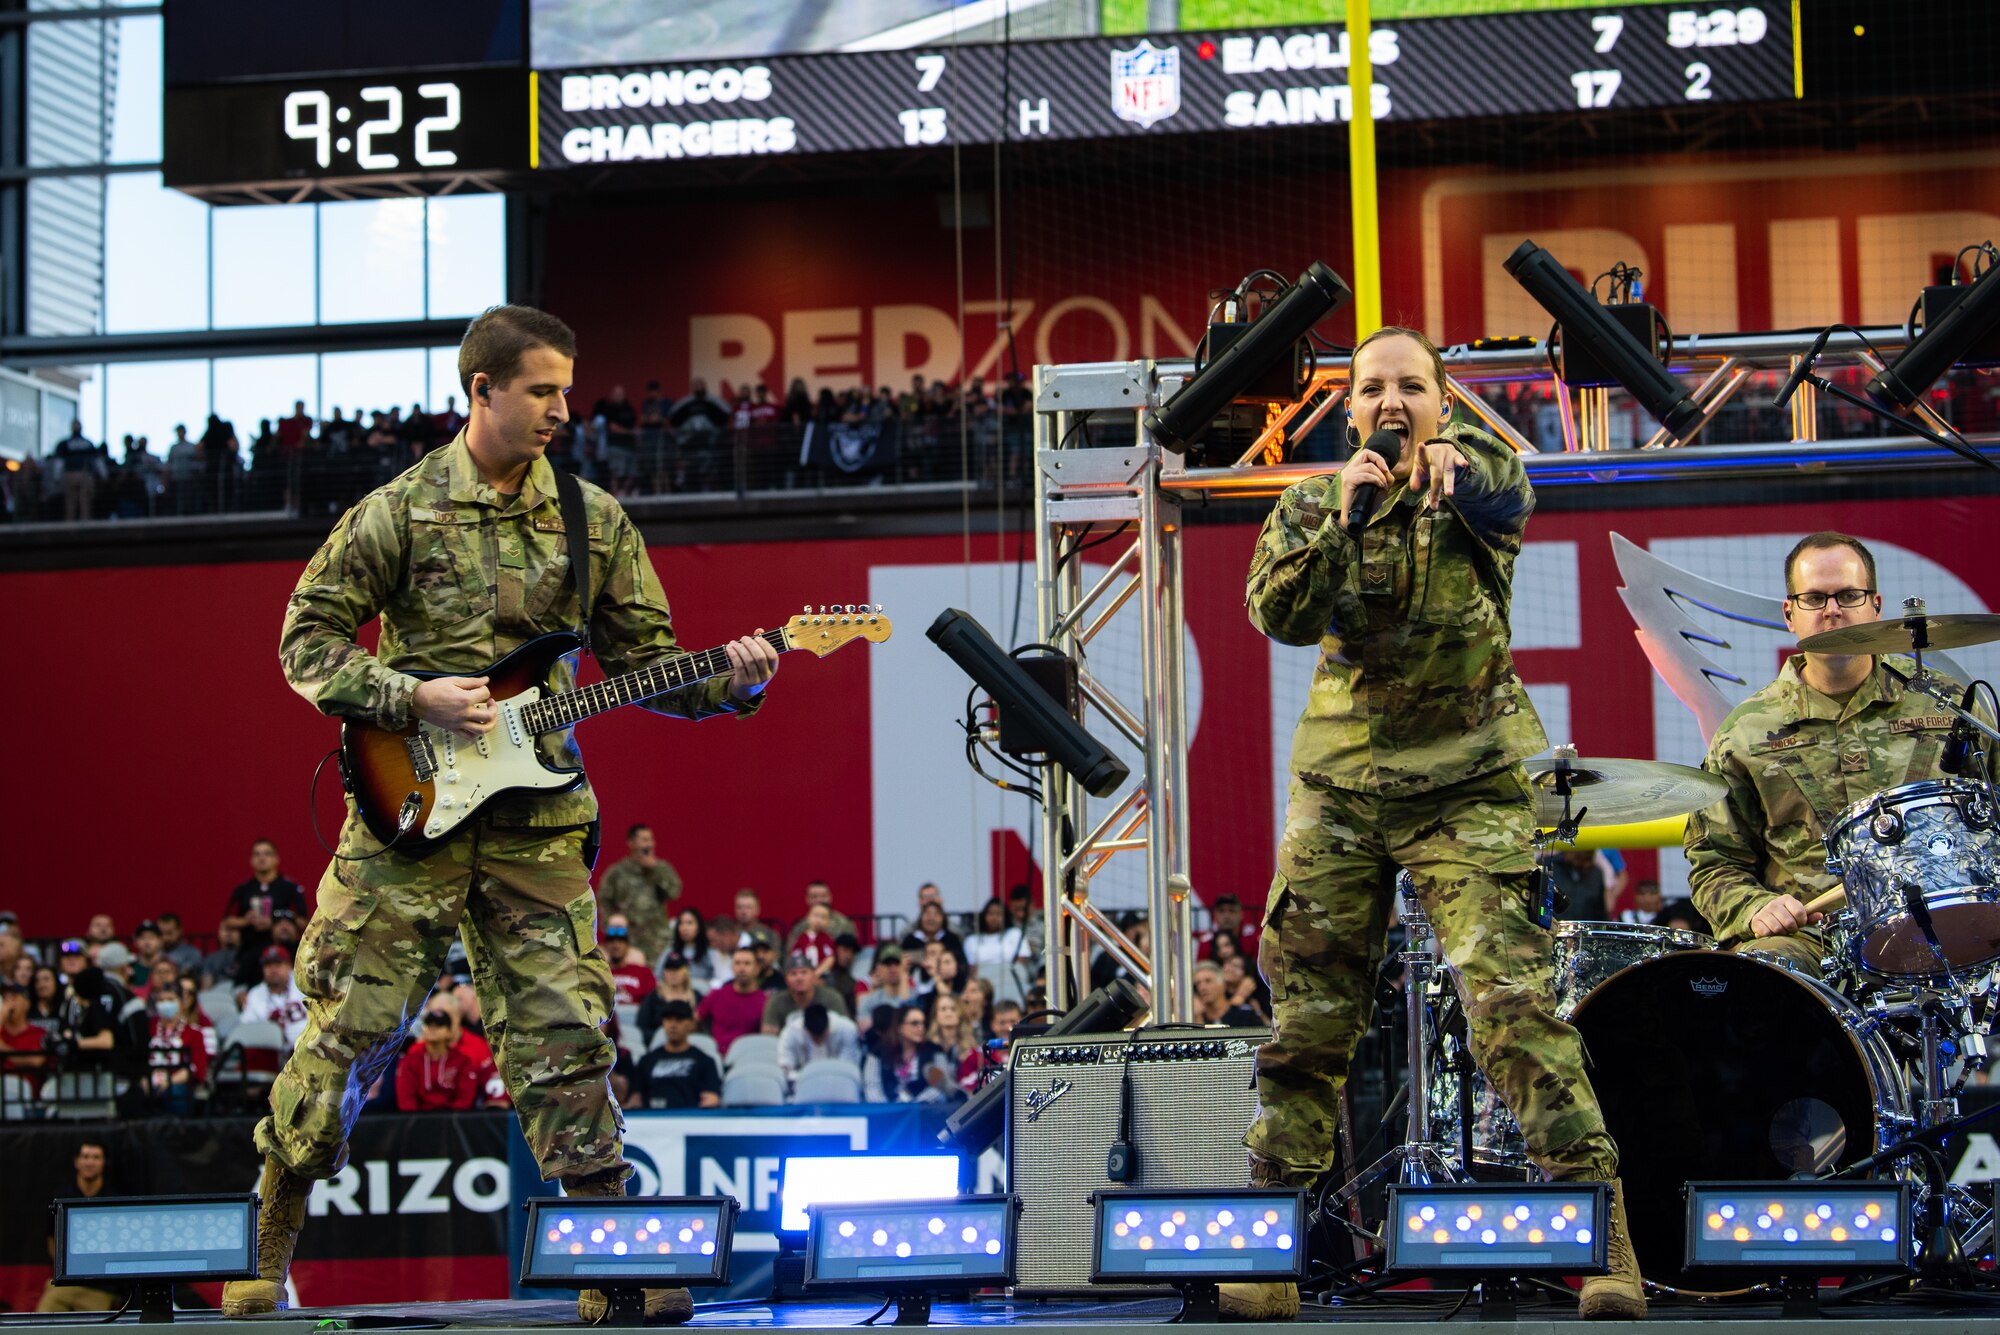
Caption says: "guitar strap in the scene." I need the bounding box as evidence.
[549,464,602,871]
[550,464,593,659]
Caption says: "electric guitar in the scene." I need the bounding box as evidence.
[340,605,892,851]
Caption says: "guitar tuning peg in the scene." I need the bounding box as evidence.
[818,605,827,615]
[844,604,855,614]
[802,605,811,614]
[873,604,884,613]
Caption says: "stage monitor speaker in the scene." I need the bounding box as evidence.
[1005,1026,1267,1294]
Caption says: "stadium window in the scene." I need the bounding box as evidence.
[428,346,466,415]
[213,356,319,445]
[425,194,506,320]
[104,173,211,334]
[213,205,316,330]
[105,359,212,456]
[321,348,427,419]
[108,15,163,164]
[318,199,425,325]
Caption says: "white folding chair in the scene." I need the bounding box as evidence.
[724,1033,780,1069]
[720,1065,786,1107]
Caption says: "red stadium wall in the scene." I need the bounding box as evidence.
[1,493,1994,940]
[542,146,2000,405]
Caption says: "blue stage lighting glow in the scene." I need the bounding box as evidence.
[1091,1190,1306,1283]
[519,1197,735,1287]
[1685,1183,1910,1274]
[1385,1185,1607,1277]
[805,1196,1016,1288]
[55,1196,258,1283]
[778,1155,963,1235]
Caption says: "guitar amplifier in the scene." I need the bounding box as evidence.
[1005,1026,1268,1294]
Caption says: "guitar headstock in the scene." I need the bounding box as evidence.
[784,604,894,657]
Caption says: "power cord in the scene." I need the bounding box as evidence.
[306,747,416,863]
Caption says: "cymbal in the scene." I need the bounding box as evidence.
[1524,756,1727,827]
[1797,613,2000,655]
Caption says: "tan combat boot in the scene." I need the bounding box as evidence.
[221,1157,312,1317]
[1578,1179,1647,1320]
[1217,1154,1305,1320]
[566,1175,694,1326]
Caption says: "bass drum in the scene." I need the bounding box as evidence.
[1569,951,1906,1291]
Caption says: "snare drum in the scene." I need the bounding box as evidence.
[1825,779,2000,978]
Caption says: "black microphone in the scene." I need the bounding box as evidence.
[1941,683,1977,775]
[1344,428,1404,538]
[1773,325,1835,411]
[1902,878,1944,954]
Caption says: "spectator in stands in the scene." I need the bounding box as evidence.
[631,1001,721,1110]
[789,901,838,968]
[1090,916,1150,992]
[1545,848,1608,921]
[925,944,967,1001]
[597,823,682,965]
[636,956,701,1049]
[783,378,813,427]
[732,888,778,951]
[435,396,466,438]
[27,965,63,1035]
[84,913,117,948]
[862,1004,952,1104]
[36,1141,118,1312]
[664,908,709,980]
[156,913,203,974]
[395,1003,484,1112]
[166,424,201,514]
[200,920,243,990]
[638,381,669,488]
[53,420,102,522]
[241,945,309,1048]
[927,993,973,1076]
[603,915,656,1007]
[224,838,309,976]
[696,946,769,1059]
[1198,894,1259,960]
[1193,961,1261,1026]
[269,910,303,962]
[868,944,915,1004]
[1007,883,1044,942]
[1220,953,1270,1025]
[763,952,849,1034]
[787,880,858,949]
[960,977,994,1046]
[131,919,166,978]
[1656,898,1712,936]
[9,954,31,989]
[177,975,219,1062]
[95,941,136,990]
[593,385,639,493]
[136,958,179,1002]
[702,915,740,985]
[778,1001,861,1081]
[1618,880,1667,926]
[822,933,866,1016]
[56,943,129,1065]
[1,980,49,1105]
[964,898,1033,1005]
[900,900,963,959]
[145,978,208,1114]
[749,936,782,990]
[0,920,24,982]
[670,377,731,489]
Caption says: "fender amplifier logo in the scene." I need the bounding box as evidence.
[1690,977,1728,998]
[1023,1077,1074,1123]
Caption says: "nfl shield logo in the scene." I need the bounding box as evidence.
[1110,39,1181,129]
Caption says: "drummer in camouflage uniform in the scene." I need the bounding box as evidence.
[1686,532,1969,976]
[225,306,778,1325]
[1229,327,1643,1321]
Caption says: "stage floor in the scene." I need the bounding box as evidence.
[12,1295,2000,1332]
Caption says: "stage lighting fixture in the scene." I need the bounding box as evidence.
[1384,1183,1607,1277]
[1091,1189,1304,1316]
[1143,261,1351,456]
[1685,1182,1910,1276]
[1502,239,1705,440]
[519,1196,736,1323]
[53,1194,259,1322]
[1868,263,2000,411]
[805,1195,1019,1324]
[778,1154,965,1237]
[927,609,1130,798]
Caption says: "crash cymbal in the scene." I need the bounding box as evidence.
[1797,613,2000,656]
[1524,756,1728,827]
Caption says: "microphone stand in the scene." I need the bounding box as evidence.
[1790,353,2000,475]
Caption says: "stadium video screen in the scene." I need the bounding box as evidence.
[531,0,1645,66]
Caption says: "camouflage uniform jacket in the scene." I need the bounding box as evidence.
[280,433,758,830]
[597,856,684,962]
[1247,423,1546,796]
[1686,653,1962,945]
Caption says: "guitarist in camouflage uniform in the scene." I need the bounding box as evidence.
[1226,327,1643,1321]
[227,306,778,1323]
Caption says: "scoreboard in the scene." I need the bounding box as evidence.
[535,5,1792,166]
[164,3,1796,197]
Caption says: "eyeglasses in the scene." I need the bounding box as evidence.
[1788,588,1876,610]
[421,1013,450,1025]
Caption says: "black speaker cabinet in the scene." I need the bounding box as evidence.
[1005,1026,1268,1294]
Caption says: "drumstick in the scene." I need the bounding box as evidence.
[1802,887,1846,917]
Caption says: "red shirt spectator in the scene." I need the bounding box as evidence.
[604,917,657,1007]
[148,1014,210,1084]
[1196,894,1261,961]
[0,983,49,1094]
[696,947,769,1059]
[395,1043,484,1111]
[791,928,836,968]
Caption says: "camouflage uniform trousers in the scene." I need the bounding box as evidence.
[1245,767,1618,1185]
[255,812,626,1188]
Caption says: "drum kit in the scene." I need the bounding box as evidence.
[1327,603,2000,1293]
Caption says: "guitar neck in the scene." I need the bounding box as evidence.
[520,627,789,735]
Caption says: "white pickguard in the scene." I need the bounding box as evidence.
[419,686,575,839]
